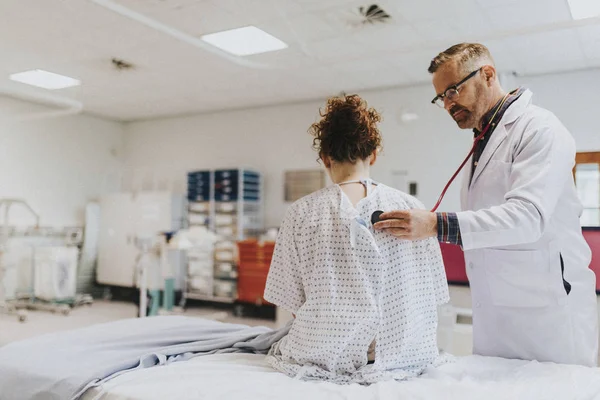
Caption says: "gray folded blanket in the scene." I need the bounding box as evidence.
[0,316,290,400]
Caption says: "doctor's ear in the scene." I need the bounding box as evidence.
[481,65,497,86]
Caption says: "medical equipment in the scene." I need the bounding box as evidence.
[97,192,187,291]
[0,199,38,322]
[182,227,234,305]
[185,169,264,305]
[0,199,89,322]
[430,92,511,212]
[135,227,222,316]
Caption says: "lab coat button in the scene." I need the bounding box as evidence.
[469,262,474,269]
[475,302,481,308]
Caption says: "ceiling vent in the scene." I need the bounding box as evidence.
[342,4,391,29]
[353,4,391,25]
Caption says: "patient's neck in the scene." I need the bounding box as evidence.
[329,160,373,206]
[329,160,370,184]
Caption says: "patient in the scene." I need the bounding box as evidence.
[264,94,450,384]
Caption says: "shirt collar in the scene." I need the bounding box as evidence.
[473,86,526,136]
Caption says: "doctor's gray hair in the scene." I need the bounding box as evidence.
[428,43,495,74]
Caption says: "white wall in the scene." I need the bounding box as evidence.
[124,68,600,228]
[124,86,471,227]
[0,99,125,227]
[520,69,600,152]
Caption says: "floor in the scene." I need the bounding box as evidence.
[0,300,277,347]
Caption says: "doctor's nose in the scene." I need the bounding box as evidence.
[443,97,455,111]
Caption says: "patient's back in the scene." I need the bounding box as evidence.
[264,183,449,383]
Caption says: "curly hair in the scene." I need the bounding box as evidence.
[309,94,382,164]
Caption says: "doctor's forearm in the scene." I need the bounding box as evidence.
[455,199,544,250]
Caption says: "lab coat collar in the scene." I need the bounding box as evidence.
[469,89,533,187]
[500,88,533,126]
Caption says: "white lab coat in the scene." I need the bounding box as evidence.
[457,89,599,367]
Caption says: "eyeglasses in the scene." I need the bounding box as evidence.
[431,67,482,108]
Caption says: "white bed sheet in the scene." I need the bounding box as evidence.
[83,353,600,400]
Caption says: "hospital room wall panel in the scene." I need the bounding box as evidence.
[520,69,600,152]
[0,98,125,227]
[124,85,470,227]
[124,68,600,227]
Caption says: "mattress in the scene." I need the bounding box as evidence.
[83,353,600,400]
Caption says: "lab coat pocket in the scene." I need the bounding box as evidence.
[484,249,553,308]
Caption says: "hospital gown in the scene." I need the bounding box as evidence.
[264,183,451,384]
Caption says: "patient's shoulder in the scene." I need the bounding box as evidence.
[377,184,426,210]
[292,186,336,207]
[285,186,338,218]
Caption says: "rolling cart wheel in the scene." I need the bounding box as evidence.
[18,314,27,323]
[233,304,244,317]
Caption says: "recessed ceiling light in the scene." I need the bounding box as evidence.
[201,26,288,56]
[9,69,81,90]
[567,0,600,20]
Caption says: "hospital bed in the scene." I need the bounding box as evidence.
[82,352,600,400]
[0,316,598,400]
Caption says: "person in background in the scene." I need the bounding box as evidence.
[264,94,450,384]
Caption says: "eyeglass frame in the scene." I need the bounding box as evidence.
[430,67,482,108]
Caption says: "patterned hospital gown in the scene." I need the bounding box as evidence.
[264,183,450,384]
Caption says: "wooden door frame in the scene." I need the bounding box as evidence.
[574,152,600,178]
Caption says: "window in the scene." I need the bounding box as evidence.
[575,152,600,227]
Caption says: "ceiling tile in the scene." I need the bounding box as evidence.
[586,57,600,68]
[305,36,365,62]
[212,0,305,24]
[386,50,438,80]
[258,12,341,46]
[245,47,319,69]
[113,0,203,14]
[577,24,600,60]
[387,0,484,22]
[347,67,417,89]
[150,1,238,36]
[329,59,393,74]
[351,23,424,53]
[0,0,595,121]
[483,0,572,31]
[292,0,363,13]
[475,0,521,7]
[502,28,587,74]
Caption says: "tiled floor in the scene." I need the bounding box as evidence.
[0,300,277,347]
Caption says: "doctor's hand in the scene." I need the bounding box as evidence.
[373,209,437,240]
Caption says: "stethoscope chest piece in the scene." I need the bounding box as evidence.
[371,210,384,225]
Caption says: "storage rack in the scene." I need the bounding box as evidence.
[183,168,263,305]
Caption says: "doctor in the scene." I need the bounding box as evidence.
[374,43,598,366]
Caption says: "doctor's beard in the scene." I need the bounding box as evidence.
[450,105,474,129]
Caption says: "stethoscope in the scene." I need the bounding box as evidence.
[370,92,512,224]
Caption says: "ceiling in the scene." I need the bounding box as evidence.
[0,0,599,121]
